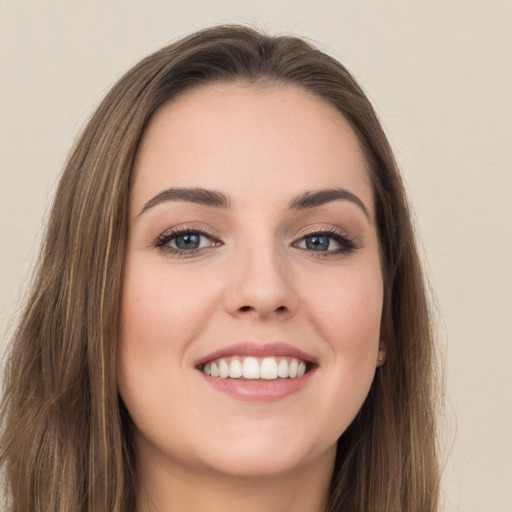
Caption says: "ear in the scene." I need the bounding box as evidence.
[376,344,386,368]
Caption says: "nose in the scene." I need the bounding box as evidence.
[223,243,299,321]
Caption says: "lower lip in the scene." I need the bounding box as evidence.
[199,369,315,401]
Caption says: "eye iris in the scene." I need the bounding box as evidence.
[175,233,200,250]
[306,235,329,251]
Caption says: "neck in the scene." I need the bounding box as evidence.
[134,448,335,512]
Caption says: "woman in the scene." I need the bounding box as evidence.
[0,25,440,511]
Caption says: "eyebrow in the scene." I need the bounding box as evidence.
[139,187,231,215]
[139,186,369,218]
[288,187,369,218]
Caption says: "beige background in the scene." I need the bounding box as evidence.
[1,1,511,510]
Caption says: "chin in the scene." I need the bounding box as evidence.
[201,449,314,479]
[193,427,336,478]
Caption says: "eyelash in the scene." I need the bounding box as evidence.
[293,227,357,258]
[154,227,222,258]
[153,227,357,258]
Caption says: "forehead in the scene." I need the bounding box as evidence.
[132,82,373,215]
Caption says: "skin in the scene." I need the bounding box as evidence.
[118,83,384,512]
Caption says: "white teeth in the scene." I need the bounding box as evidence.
[219,359,230,378]
[229,359,243,378]
[288,359,298,378]
[278,359,289,378]
[201,356,310,380]
[243,357,260,379]
[260,357,278,380]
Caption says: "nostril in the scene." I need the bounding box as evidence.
[239,305,288,313]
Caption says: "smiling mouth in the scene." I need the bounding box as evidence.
[198,356,313,380]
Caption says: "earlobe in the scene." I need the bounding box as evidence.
[376,345,386,367]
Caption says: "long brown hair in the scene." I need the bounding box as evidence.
[0,25,440,511]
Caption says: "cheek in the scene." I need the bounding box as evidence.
[302,264,383,346]
[299,264,383,403]
[117,258,220,405]
[120,260,220,354]
[117,259,222,441]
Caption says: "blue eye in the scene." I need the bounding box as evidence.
[304,235,330,251]
[173,233,202,250]
[295,230,356,255]
[155,229,220,255]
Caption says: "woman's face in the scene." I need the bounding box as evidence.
[118,83,384,479]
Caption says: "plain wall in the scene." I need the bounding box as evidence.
[1,1,511,510]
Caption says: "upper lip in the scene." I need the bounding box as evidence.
[194,342,318,368]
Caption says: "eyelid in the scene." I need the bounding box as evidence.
[155,222,223,241]
[291,225,358,256]
[291,224,350,242]
[153,225,223,257]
